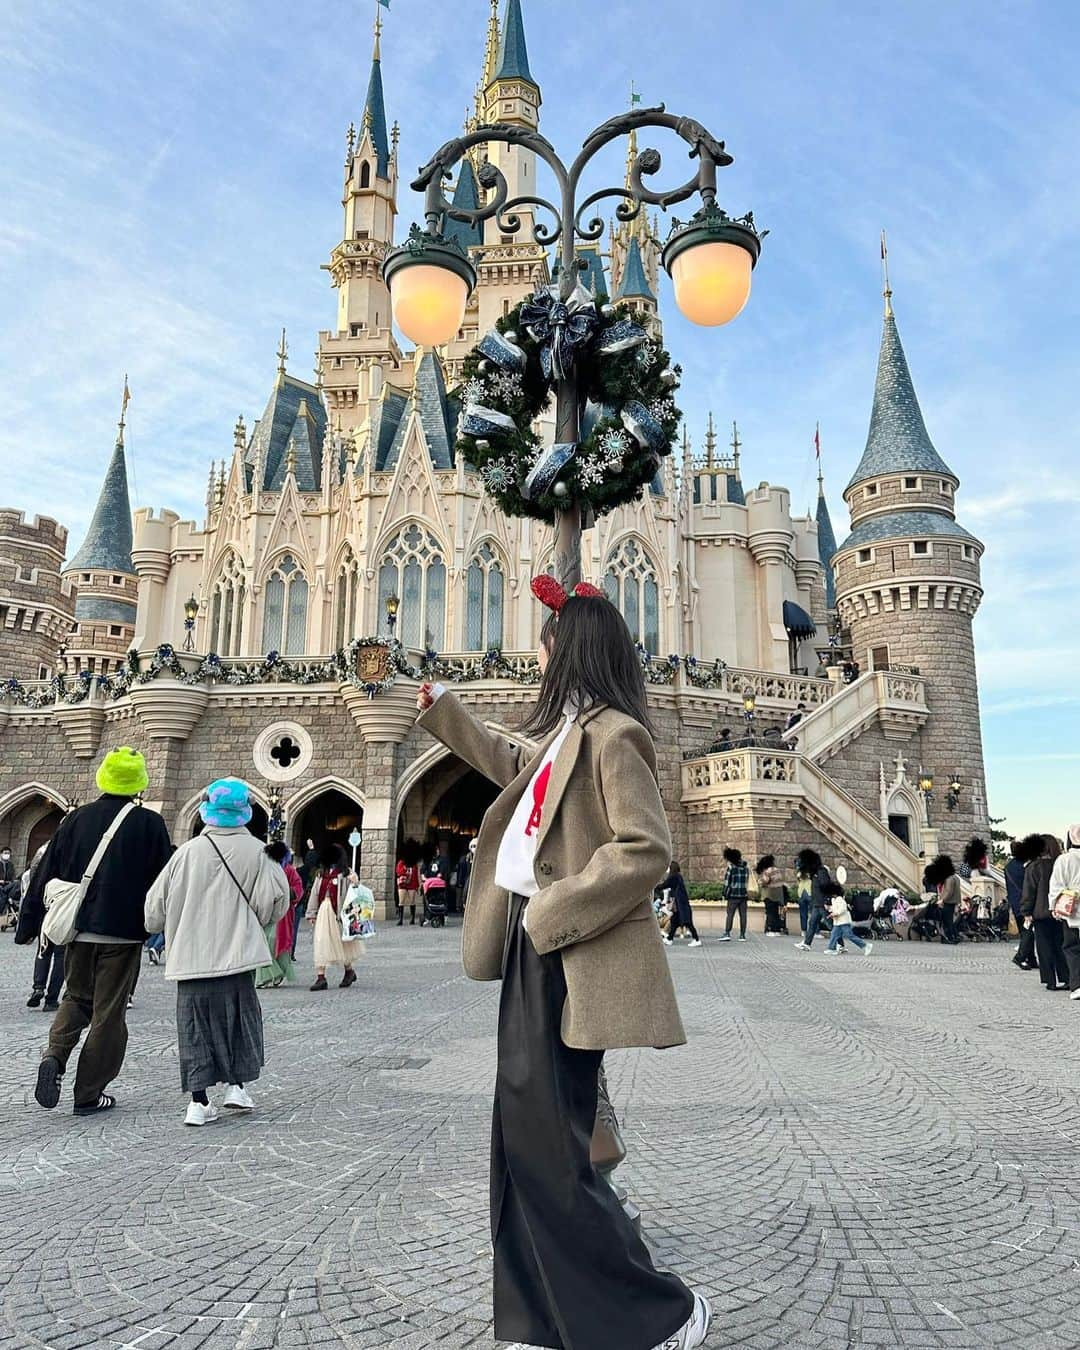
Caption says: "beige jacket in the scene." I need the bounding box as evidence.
[144,827,290,981]
[418,692,685,1051]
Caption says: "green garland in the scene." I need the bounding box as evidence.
[454,298,682,523]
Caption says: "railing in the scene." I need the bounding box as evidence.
[681,746,924,892]
[782,670,928,762]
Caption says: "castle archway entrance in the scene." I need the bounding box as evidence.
[396,756,499,906]
[27,807,64,864]
[291,789,364,866]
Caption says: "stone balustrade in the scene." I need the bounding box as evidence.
[783,670,929,761]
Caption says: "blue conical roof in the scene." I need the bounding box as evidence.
[66,438,134,575]
[363,50,390,178]
[445,159,483,250]
[816,486,838,607]
[615,237,654,302]
[246,373,328,491]
[494,0,534,83]
[846,310,956,493]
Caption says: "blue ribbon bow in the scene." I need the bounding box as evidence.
[520,284,598,382]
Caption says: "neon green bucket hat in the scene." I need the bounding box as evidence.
[96,746,149,797]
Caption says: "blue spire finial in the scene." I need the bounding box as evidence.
[362,10,391,178]
[66,435,134,575]
[615,237,655,302]
[493,0,534,84]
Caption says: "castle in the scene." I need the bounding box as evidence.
[0,0,990,909]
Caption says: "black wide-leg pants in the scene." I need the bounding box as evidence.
[491,894,693,1350]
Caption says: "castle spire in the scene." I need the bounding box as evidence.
[276,328,288,383]
[362,5,391,177]
[66,427,134,574]
[730,420,741,474]
[493,0,534,84]
[478,0,500,113]
[845,272,957,494]
[814,424,838,607]
[704,412,717,467]
[117,375,131,448]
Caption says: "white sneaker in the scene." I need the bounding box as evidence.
[793,942,808,951]
[663,937,674,946]
[1070,989,1080,1001]
[688,939,702,947]
[862,941,874,957]
[823,948,838,957]
[655,1291,712,1349]
[716,934,732,942]
[223,1085,255,1112]
[185,1101,219,1127]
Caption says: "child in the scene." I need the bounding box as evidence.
[823,880,872,956]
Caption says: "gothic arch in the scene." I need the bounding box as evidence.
[0,781,68,824]
[394,724,535,820]
[882,782,925,853]
[284,774,368,822]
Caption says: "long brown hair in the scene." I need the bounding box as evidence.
[522,595,653,737]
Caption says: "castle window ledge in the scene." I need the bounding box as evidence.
[902,477,921,492]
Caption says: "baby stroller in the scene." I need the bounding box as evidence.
[908,899,942,942]
[422,869,448,928]
[0,878,19,933]
[984,897,1011,942]
[869,888,903,940]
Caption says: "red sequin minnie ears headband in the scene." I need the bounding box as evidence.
[531,574,605,613]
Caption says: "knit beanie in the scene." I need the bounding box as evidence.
[1068,824,1080,849]
[96,746,149,797]
[199,778,253,828]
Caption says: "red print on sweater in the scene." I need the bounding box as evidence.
[525,763,553,836]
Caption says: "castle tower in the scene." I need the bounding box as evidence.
[0,510,75,679]
[832,253,988,852]
[475,0,548,335]
[62,385,138,673]
[320,9,401,434]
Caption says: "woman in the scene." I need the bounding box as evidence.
[1020,833,1068,990]
[1048,824,1080,998]
[660,861,701,947]
[256,841,303,987]
[395,853,421,926]
[416,576,707,1350]
[308,844,361,991]
[756,855,787,935]
[924,854,962,944]
[144,779,290,1126]
[793,848,834,951]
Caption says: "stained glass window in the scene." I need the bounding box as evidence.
[604,538,661,654]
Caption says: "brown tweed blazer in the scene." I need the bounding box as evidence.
[417,692,686,1051]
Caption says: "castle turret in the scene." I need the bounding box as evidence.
[320,9,401,434]
[832,250,988,851]
[62,384,138,673]
[0,510,74,679]
[475,0,548,335]
[610,113,661,326]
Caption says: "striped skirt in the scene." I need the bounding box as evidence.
[176,971,265,1093]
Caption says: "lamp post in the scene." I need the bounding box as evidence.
[182,594,199,653]
[385,594,400,639]
[919,769,935,825]
[383,107,762,588]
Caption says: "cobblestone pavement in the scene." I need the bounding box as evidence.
[2,924,1079,1350]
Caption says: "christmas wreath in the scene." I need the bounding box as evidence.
[454,289,682,523]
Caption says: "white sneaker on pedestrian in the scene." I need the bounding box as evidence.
[1070,988,1080,1001]
[717,934,732,942]
[862,941,874,957]
[794,942,808,951]
[688,939,702,947]
[663,937,674,946]
[185,1101,219,1127]
[823,948,838,956]
[223,1085,255,1112]
[654,1291,712,1349]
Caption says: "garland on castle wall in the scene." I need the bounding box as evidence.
[454,291,683,523]
[2,645,733,709]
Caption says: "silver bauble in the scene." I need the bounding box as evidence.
[475,439,490,452]
[478,359,491,374]
[600,304,616,319]
[503,331,518,344]
[660,370,678,388]
[552,481,569,499]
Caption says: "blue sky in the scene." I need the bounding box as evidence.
[1,0,1077,835]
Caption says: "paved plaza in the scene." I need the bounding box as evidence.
[2,924,1079,1350]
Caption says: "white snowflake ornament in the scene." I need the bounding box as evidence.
[480,459,515,494]
[598,427,630,468]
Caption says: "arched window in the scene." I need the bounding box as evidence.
[604,538,660,654]
[359,160,371,189]
[334,546,361,651]
[209,553,246,657]
[261,554,308,656]
[377,525,446,650]
[465,542,505,651]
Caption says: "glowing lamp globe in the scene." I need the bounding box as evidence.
[382,231,476,349]
[662,210,763,328]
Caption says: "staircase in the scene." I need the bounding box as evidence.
[783,671,929,762]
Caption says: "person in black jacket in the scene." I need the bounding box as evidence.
[1019,833,1068,991]
[660,861,702,947]
[17,746,172,1116]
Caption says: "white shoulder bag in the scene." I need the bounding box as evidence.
[41,803,137,947]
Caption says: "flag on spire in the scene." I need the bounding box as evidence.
[814,422,820,461]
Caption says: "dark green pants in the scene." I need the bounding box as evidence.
[46,942,141,1108]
